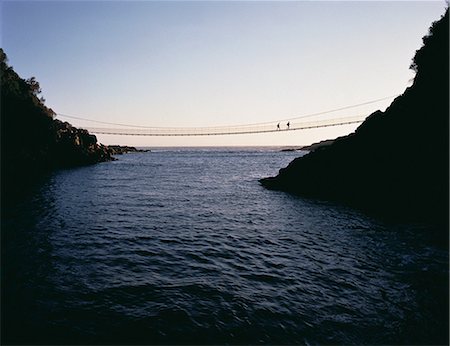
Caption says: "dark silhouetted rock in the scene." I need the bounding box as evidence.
[280,148,301,152]
[261,10,449,225]
[1,48,115,197]
[107,145,150,155]
[299,139,335,152]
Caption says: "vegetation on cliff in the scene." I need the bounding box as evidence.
[261,10,449,225]
[1,49,113,193]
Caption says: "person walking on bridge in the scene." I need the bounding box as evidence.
[287,121,290,130]
[277,123,280,130]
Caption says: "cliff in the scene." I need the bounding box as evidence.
[260,10,449,225]
[1,49,113,194]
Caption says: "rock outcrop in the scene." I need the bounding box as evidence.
[299,139,335,152]
[1,49,114,195]
[260,10,449,225]
[107,145,150,155]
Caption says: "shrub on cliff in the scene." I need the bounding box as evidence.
[1,49,113,193]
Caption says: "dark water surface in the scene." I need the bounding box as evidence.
[2,148,448,345]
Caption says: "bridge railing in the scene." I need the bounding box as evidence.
[82,115,366,136]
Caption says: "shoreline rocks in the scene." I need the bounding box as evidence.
[279,140,336,152]
[1,48,115,197]
[107,145,150,155]
[299,139,335,152]
[260,10,449,226]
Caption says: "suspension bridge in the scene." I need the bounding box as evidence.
[56,95,397,137]
[78,115,366,136]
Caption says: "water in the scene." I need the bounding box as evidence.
[2,148,448,344]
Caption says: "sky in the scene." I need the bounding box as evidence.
[1,1,447,147]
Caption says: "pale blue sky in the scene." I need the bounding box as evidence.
[1,1,446,146]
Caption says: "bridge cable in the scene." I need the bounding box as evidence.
[55,94,398,130]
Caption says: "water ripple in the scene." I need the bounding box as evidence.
[2,148,448,345]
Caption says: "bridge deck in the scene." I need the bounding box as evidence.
[83,115,366,136]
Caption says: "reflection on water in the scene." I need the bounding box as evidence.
[2,148,448,344]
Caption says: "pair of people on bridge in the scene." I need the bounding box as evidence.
[277,122,290,130]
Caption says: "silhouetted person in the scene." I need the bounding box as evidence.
[277,123,280,130]
[287,121,290,129]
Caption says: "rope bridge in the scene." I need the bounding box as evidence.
[80,115,366,136]
[56,95,397,137]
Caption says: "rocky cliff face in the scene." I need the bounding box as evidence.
[1,49,113,195]
[50,120,112,167]
[260,10,449,225]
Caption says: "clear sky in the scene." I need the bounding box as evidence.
[1,1,447,147]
